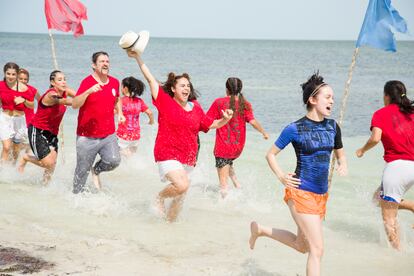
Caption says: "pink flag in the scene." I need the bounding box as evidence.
[45,0,88,37]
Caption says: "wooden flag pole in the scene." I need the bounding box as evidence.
[328,47,360,188]
[48,30,59,70]
[48,29,65,164]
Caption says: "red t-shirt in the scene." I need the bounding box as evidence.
[153,86,213,166]
[0,81,35,116]
[31,89,67,135]
[371,103,414,162]
[116,97,148,141]
[22,85,38,126]
[76,75,120,138]
[0,81,16,110]
[207,97,254,159]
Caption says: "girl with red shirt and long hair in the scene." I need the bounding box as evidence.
[18,70,74,184]
[127,49,233,222]
[356,80,414,250]
[207,77,269,197]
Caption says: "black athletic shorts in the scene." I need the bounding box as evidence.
[28,125,58,160]
[215,157,235,168]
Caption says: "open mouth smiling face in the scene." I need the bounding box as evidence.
[173,78,191,103]
[315,85,334,116]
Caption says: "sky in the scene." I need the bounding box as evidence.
[0,0,413,40]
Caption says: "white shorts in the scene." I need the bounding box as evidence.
[157,160,194,182]
[0,113,27,143]
[380,159,414,203]
[117,137,139,150]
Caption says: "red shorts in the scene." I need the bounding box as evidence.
[284,188,328,219]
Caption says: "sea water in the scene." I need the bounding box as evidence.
[0,33,413,275]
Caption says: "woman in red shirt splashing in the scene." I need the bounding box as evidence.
[18,70,74,184]
[0,62,35,163]
[116,76,154,157]
[127,50,233,222]
[357,80,414,250]
[207,77,269,197]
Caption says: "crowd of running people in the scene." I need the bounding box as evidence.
[1,47,413,275]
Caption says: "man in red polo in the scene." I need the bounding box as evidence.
[72,51,125,193]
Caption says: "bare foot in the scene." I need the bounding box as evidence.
[220,188,228,198]
[17,154,29,173]
[249,221,261,250]
[230,177,241,189]
[155,196,166,218]
[166,195,184,223]
[91,168,102,190]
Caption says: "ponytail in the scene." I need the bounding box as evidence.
[384,80,414,114]
[226,77,247,116]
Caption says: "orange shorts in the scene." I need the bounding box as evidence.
[284,188,329,219]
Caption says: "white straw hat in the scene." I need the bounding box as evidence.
[119,30,150,55]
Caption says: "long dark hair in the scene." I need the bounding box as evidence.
[384,80,414,114]
[162,72,199,101]
[122,76,145,98]
[226,77,249,116]
[301,71,327,111]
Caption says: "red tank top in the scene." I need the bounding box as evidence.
[31,89,67,135]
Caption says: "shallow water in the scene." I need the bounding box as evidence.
[1,130,413,275]
[0,33,413,275]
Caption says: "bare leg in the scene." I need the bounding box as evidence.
[167,194,186,222]
[229,165,241,188]
[249,221,308,252]
[399,199,414,212]
[12,143,22,165]
[158,169,190,222]
[380,199,401,250]
[91,167,102,190]
[18,151,57,185]
[42,166,55,185]
[1,139,12,163]
[250,200,323,276]
[217,165,230,197]
[18,153,32,173]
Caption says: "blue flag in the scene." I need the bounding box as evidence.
[356,0,409,52]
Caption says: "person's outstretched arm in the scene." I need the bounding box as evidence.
[144,108,154,125]
[249,119,269,139]
[356,127,382,158]
[127,50,159,101]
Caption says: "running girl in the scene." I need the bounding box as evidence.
[116,76,154,157]
[249,72,347,276]
[127,50,233,222]
[207,77,268,197]
[18,70,74,184]
[356,80,414,250]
